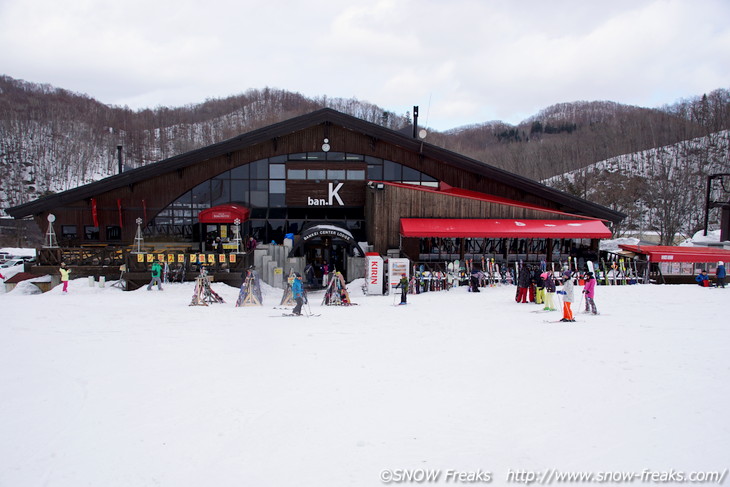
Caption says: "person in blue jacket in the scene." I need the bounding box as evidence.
[291,273,305,315]
[716,261,726,288]
[695,270,710,287]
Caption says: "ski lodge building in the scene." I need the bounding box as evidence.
[6,108,625,288]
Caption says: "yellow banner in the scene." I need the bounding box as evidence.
[137,254,145,263]
[218,254,226,263]
[229,254,236,263]
[178,254,185,263]
[168,254,175,263]
[207,254,215,264]
[146,254,153,263]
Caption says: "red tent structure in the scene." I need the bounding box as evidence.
[618,244,730,263]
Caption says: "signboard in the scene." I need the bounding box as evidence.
[286,181,366,207]
[366,253,384,295]
[302,227,355,242]
[388,258,410,289]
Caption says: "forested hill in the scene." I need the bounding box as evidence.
[1,74,729,238]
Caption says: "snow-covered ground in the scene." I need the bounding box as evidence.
[1,268,728,486]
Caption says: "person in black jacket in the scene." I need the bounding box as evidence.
[516,264,530,303]
[543,272,557,311]
[470,268,481,292]
[396,274,409,305]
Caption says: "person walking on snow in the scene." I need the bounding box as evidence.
[147,260,163,291]
[557,271,575,322]
[59,262,71,293]
[582,271,598,315]
[542,272,557,311]
[716,261,726,288]
[291,273,304,315]
[396,273,409,305]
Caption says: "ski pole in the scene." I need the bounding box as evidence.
[303,291,312,317]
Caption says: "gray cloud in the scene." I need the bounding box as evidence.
[1,0,728,130]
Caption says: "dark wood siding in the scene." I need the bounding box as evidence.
[365,184,591,253]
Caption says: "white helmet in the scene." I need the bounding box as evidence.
[719,261,724,266]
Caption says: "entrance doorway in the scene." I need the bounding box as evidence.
[289,224,366,287]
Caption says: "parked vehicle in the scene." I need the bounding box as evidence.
[0,258,24,268]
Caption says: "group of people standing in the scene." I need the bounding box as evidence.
[516,265,599,322]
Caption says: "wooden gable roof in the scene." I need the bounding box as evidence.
[6,108,625,223]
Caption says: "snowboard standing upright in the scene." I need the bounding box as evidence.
[236,269,263,307]
[322,271,353,306]
[189,268,225,306]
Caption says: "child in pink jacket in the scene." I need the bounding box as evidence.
[583,271,598,315]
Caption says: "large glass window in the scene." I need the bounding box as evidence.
[250,180,268,207]
[192,181,211,209]
[231,165,249,179]
[152,154,436,243]
[270,164,286,179]
[383,161,401,180]
[211,179,230,206]
[106,226,122,240]
[231,180,249,203]
[84,226,99,240]
[250,160,268,179]
[367,165,383,180]
[61,225,77,239]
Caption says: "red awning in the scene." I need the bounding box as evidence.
[197,204,250,224]
[619,244,730,263]
[400,218,613,239]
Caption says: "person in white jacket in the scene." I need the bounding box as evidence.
[557,270,575,322]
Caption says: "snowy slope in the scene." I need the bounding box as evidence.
[1,272,728,486]
[544,130,730,185]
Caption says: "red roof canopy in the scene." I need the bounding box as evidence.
[400,219,612,239]
[619,244,730,263]
[197,204,250,224]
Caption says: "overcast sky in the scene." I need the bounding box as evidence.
[1,0,729,131]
